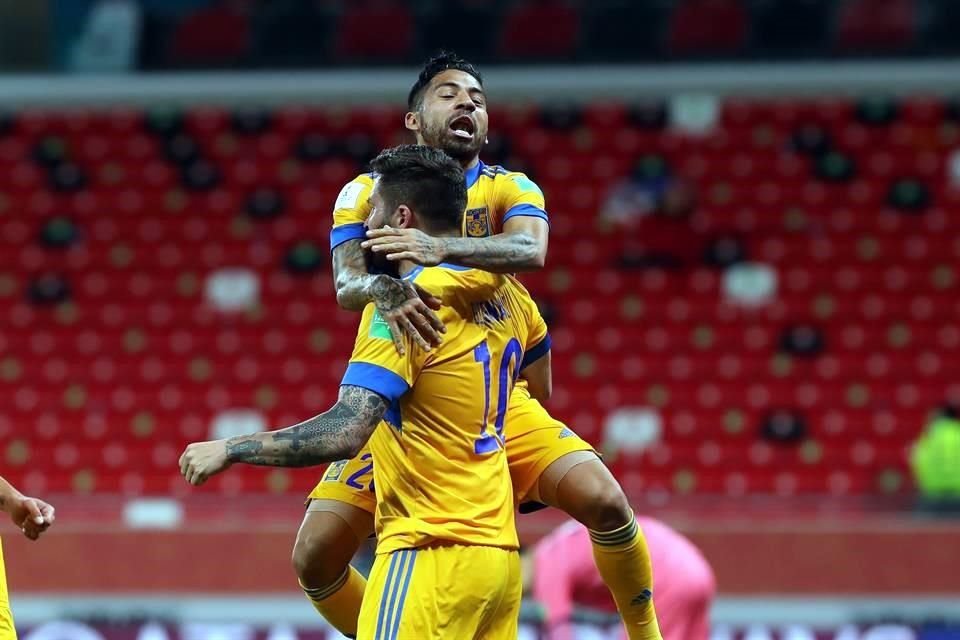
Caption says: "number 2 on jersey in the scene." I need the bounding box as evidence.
[474,338,523,455]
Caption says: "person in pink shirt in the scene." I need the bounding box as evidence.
[530,516,715,640]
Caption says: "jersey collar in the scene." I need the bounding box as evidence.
[464,160,484,189]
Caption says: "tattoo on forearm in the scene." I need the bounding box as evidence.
[333,240,379,311]
[225,439,263,459]
[334,240,414,313]
[441,233,539,272]
[225,386,388,467]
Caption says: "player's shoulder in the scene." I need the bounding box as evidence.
[409,264,505,304]
[501,275,540,318]
[334,173,376,210]
[345,172,376,186]
[479,163,512,180]
[410,263,498,289]
[504,274,535,302]
[482,163,542,192]
[417,268,536,321]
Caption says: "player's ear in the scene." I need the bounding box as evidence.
[404,111,420,134]
[394,205,414,229]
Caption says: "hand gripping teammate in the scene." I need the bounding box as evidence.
[295,52,661,640]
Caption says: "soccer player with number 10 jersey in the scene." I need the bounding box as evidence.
[181,144,552,638]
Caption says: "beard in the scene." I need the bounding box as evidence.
[421,120,485,163]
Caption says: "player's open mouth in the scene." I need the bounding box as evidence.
[449,116,475,140]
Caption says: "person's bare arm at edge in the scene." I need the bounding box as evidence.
[363,216,549,273]
[0,476,55,540]
[332,238,445,355]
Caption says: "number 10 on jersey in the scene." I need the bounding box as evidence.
[473,338,523,455]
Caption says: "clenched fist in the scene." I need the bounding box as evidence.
[179,440,231,486]
[7,494,55,541]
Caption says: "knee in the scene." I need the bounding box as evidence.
[552,459,633,531]
[573,478,633,531]
[291,529,322,584]
[292,524,352,588]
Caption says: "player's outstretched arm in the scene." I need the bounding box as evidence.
[0,476,55,540]
[179,386,388,485]
[333,239,445,354]
[363,216,549,273]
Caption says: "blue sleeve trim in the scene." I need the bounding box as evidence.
[402,265,425,281]
[330,223,366,252]
[521,334,551,370]
[341,362,410,402]
[437,262,472,271]
[503,204,549,223]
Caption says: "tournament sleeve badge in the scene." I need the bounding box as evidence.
[369,310,394,340]
[323,459,349,482]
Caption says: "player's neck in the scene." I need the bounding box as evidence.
[398,230,461,278]
[461,156,481,170]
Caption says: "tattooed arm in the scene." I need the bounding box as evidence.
[179,386,388,485]
[333,239,445,354]
[225,386,387,466]
[363,217,549,273]
[332,238,388,312]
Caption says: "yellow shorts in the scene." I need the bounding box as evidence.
[0,538,16,640]
[357,544,520,640]
[307,386,596,512]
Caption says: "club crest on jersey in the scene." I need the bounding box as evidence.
[465,207,491,237]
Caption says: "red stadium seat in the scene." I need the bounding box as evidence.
[667,0,748,55]
[836,0,917,52]
[334,1,415,62]
[498,0,580,59]
[169,6,251,66]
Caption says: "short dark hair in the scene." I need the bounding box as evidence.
[370,145,467,233]
[407,51,483,111]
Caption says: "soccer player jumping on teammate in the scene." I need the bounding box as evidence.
[297,51,662,640]
[181,144,551,639]
[1,476,56,638]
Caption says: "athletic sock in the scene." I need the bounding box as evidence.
[590,515,662,640]
[299,566,366,638]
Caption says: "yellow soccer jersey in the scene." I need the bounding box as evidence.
[0,537,14,638]
[328,161,548,252]
[339,264,551,554]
